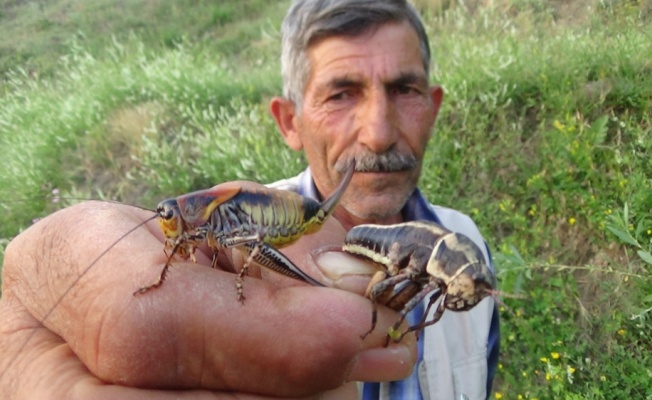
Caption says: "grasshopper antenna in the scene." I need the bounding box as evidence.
[0,197,156,222]
[86,199,155,213]
[0,214,158,382]
[484,288,527,316]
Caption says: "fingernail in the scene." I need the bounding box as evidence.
[349,345,416,382]
[315,251,378,280]
[314,251,380,293]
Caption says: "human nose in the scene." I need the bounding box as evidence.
[356,90,398,153]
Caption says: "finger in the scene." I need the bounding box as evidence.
[0,293,355,400]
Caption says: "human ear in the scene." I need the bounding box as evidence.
[269,96,304,151]
[429,85,444,121]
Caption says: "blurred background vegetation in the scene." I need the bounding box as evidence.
[0,0,650,398]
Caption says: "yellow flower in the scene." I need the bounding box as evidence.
[540,357,549,363]
[567,366,576,374]
[551,352,560,359]
[545,372,552,381]
[495,393,503,399]
[568,217,576,226]
[522,371,527,377]
[618,329,626,336]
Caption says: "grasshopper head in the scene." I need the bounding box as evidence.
[156,198,184,240]
[443,262,495,311]
[426,232,496,312]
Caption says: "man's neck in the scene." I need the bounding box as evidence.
[333,207,404,232]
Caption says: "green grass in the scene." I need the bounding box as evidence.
[0,0,289,82]
[1,0,651,398]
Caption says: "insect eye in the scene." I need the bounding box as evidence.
[164,208,176,220]
[156,200,178,220]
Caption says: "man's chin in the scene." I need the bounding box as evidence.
[341,194,408,222]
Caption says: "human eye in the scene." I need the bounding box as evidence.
[391,84,421,97]
[327,90,351,102]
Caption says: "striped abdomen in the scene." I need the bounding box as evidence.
[213,189,324,247]
[343,221,451,274]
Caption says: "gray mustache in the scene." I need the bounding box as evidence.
[335,152,417,173]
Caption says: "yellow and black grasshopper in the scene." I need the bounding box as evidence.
[0,162,356,385]
[140,160,356,301]
[343,220,496,344]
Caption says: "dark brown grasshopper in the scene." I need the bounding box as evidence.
[343,220,496,343]
[139,160,356,301]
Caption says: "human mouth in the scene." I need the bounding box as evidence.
[335,152,417,174]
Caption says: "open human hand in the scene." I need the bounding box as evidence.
[0,202,416,399]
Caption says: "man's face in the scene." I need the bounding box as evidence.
[273,21,443,226]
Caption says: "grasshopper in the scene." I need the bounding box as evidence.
[343,220,496,344]
[140,160,355,300]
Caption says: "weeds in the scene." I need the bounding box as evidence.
[0,0,651,398]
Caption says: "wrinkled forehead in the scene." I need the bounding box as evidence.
[304,21,428,86]
[306,16,391,47]
[307,20,421,61]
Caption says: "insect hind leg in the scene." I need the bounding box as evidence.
[225,234,264,304]
[391,292,447,344]
[385,283,440,344]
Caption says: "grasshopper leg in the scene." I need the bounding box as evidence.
[134,261,173,296]
[236,240,262,303]
[391,292,447,344]
[134,234,201,296]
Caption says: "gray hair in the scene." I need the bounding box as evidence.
[280,0,431,110]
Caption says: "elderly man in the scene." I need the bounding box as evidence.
[0,0,498,399]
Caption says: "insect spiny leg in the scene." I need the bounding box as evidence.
[385,284,440,345]
[360,301,379,340]
[133,261,173,296]
[394,294,448,343]
[133,240,185,296]
[236,241,262,303]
